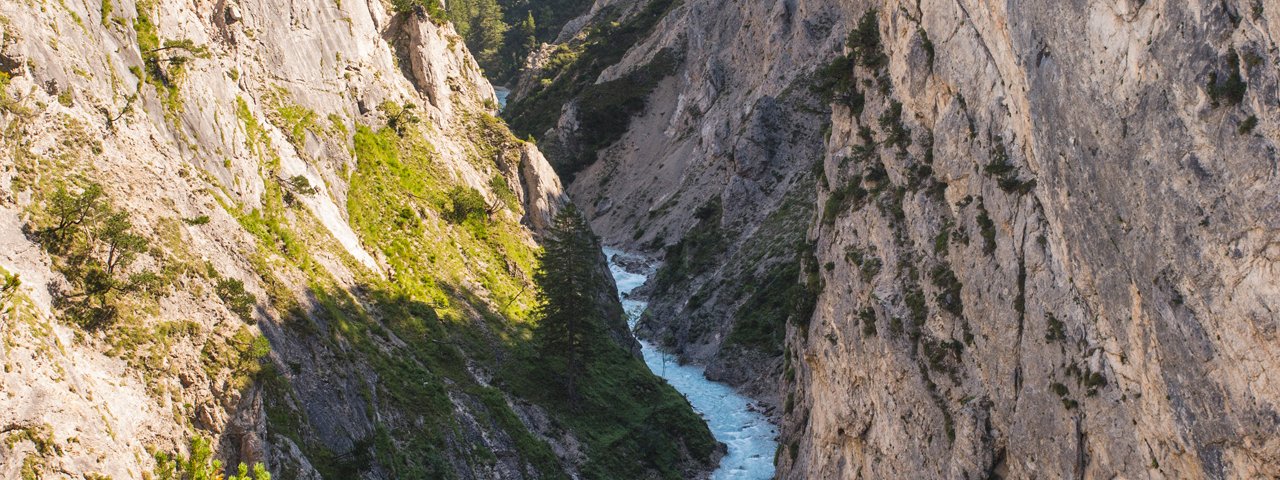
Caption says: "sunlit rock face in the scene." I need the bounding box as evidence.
[0,0,569,477]
[531,0,1280,477]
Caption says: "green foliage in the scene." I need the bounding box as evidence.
[1206,49,1247,107]
[489,174,519,210]
[810,10,886,110]
[878,100,911,154]
[445,186,489,224]
[844,246,882,282]
[200,326,270,390]
[812,55,862,112]
[446,0,508,72]
[933,223,951,255]
[32,183,158,330]
[1084,370,1108,395]
[378,101,421,136]
[228,462,273,480]
[133,1,208,123]
[389,0,447,22]
[491,204,717,479]
[531,205,606,399]
[287,175,317,196]
[100,0,113,26]
[859,308,877,336]
[904,285,927,331]
[504,0,682,169]
[981,136,1033,194]
[153,437,270,480]
[652,198,726,294]
[728,254,813,353]
[215,277,257,323]
[975,201,997,256]
[821,179,868,226]
[566,49,681,177]
[1045,313,1066,342]
[848,9,887,69]
[0,269,22,317]
[929,263,963,317]
[183,215,211,225]
[479,0,594,83]
[1238,115,1258,134]
[266,90,325,152]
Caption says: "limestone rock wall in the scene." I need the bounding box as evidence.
[0,0,568,477]
[787,1,1280,478]
[532,0,1280,477]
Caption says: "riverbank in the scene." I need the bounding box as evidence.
[605,248,778,479]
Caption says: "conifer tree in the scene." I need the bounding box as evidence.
[532,204,603,404]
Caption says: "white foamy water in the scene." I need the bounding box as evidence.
[605,248,778,480]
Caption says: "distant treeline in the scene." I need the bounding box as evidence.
[445,0,596,85]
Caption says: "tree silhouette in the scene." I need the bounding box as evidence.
[532,204,604,405]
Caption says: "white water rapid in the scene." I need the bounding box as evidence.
[604,248,778,479]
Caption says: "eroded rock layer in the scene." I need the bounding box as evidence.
[518,0,1280,477]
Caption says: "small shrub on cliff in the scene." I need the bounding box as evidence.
[975,201,997,256]
[1045,313,1066,342]
[378,101,422,136]
[215,277,257,323]
[389,0,447,22]
[821,178,868,226]
[929,263,963,317]
[1206,49,1247,107]
[878,100,911,154]
[153,437,271,480]
[33,183,158,330]
[287,175,317,196]
[848,10,887,69]
[445,186,489,225]
[1238,115,1258,134]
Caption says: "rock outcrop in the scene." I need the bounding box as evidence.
[0,0,718,478]
[516,0,1280,477]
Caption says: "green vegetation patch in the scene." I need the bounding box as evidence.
[503,211,716,478]
[504,0,684,179]
[1206,49,1247,107]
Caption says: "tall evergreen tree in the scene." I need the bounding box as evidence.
[532,204,603,404]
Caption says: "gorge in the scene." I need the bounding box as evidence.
[2,0,1280,478]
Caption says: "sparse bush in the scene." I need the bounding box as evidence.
[183,215,211,226]
[878,100,910,154]
[287,175,318,196]
[153,437,271,480]
[1238,115,1258,134]
[652,198,726,293]
[1050,382,1069,397]
[821,179,868,226]
[34,183,158,330]
[1207,49,1247,107]
[445,186,488,224]
[389,0,447,22]
[929,263,963,317]
[1045,313,1066,342]
[859,308,877,336]
[216,277,257,323]
[378,101,421,136]
[976,202,997,255]
[983,137,1035,194]
[848,10,886,69]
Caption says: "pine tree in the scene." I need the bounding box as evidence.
[532,204,603,405]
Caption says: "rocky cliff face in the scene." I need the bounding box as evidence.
[0,0,715,478]
[516,0,1280,477]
